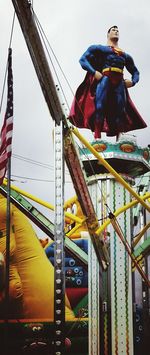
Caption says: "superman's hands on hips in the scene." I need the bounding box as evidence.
[124,79,133,88]
[94,71,103,81]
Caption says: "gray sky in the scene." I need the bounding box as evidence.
[0,0,150,234]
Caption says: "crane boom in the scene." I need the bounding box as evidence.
[12,0,63,124]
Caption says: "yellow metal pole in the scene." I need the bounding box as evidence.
[72,127,150,213]
[96,192,150,236]
[132,222,150,248]
[3,179,54,209]
[66,223,82,237]
[3,179,85,225]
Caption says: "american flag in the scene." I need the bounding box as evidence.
[0,48,13,185]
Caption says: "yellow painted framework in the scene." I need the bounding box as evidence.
[72,127,150,212]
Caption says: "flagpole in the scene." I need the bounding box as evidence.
[0,8,14,348]
[0,47,14,354]
[5,158,11,319]
[5,50,13,355]
[0,47,13,314]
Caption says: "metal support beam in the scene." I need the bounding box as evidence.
[54,121,65,354]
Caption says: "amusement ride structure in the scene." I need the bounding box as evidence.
[0,1,150,354]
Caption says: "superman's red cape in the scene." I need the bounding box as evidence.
[69,73,147,138]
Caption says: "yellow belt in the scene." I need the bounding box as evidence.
[102,67,123,74]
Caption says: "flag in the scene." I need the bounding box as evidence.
[0,48,13,185]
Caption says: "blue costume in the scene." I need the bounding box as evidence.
[69,45,147,138]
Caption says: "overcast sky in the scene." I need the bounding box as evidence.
[0,0,150,234]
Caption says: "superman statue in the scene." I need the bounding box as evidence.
[69,26,147,138]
